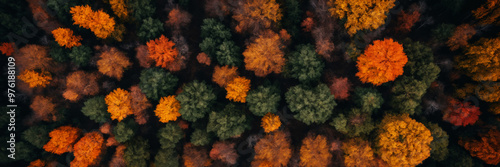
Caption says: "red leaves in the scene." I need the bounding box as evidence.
[460,129,500,165]
[443,98,481,126]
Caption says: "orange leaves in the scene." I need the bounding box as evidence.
[472,0,500,25]
[395,10,421,33]
[442,98,481,126]
[197,52,211,66]
[446,24,476,51]
[109,0,129,20]
[147,35,179,68]
[130,86,152,125]
[456,37,500,82]
[28,159,45,167]
[233,0,282,33]
[377,114,433,167]
[243,30,286,77]
[342,138,376,167]
[18,70,52,88]
[183,143,212,167]
[299,135,332,167]
[51,28,82,48]
[64,71,100,102]
[15,44,52,72]
[30,96,57,122]
[261,113,281,133]
[70,5,115,39]
[459,129,500,165]
[43,126,81,155]
[225,76,251,103]
[212,65,239,87]
[0,42,14,56]
[154,95,181,123]
[96,46,131,80]
[356,38,407,86]
[105,88,133,122]
[252,131,292,167]
[71,132,105,167]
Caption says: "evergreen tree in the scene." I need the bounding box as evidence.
[139,68,178,101]
[157,123,183,149]
[176,80,217,122]
[81,96,110,124]
[285,84,336,125]
[207,104,251,140]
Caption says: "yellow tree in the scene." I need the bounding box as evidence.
[261,113,281,133]
[342,138,376,167]
[225,76,251,103]
[96,46,131,80]
[105,88,132,122]
[299,135,332,167]
[328,0,396,35]
[456,37,500,82]
[243,30,286,77]
[154,95,181,123]
[233,0,282,33]
[70,5,115,39]
[377,114,433,167]
[51,28,82,48]
[18,70,52,88]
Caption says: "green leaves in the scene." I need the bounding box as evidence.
[81,96,110,123]
[353,87,384,113]
[191,129,212,146]
[247,85,281,116]
[124,137,150,167]
[426,122,449,161]
[285,84,336,125]
[157,123,183,149]
[207,104,251,140]
[155,149,179,167]
[139,68,178,101]
[176,80,216,122]
[129,0,155,21]
[22,125,49,148]
[138,17,164,42]
[285,44,324,83]
[391,76,428,115]
[113,120,136,143]
[69,45,92,66]
[200,18,241,66]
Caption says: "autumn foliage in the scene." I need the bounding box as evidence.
[442,98,481,126]
[225,76,251,103]
[130,86,152,125]
[183,143,212,167]
[18,70,52,88]
[472,0,500,25]
[28,159,45,167]
[14,45,53,72]
[96,46,132,80]
[233,0,282,33]
[0,42,14,56]
[70,5,116,39]
[147,35,179,69]
[252,131,292,167]
[446,24,476,51]
[395,9,420,33]
[342,138,376,167]
[71,132,105,167]
[212,65,239,87]
[197,52,211,66]
[456,37,500,82]
[356,39,408,86]
[63,71,100,102]
[243,30,286,77]
[328,77,352,100]
[210,141,239,165]
[30,96,57,122]
[459,129,500,165]
[155,96,181,123]
[135,45,153,68]
[261,113,281,133]
[299,135,332,167]
[51,28,82,48]
[105,88,133,122]
[43,126,81,155]
[109,0,129,19]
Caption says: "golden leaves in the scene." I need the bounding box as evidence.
[300,135,332,167]
[261,113,281,133]
[105,88,132,122]
[70,5,115,39]
[225,76,251,103]
[18,70,52,88]
[43,126,81,155]
[243,30,286,77]
[51,28,82,48]
[155,96,181,123]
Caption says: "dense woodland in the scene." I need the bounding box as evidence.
[0,0,499,166]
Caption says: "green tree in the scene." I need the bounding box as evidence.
[81,96,110,123]
[330,108,375,137]
[199,18,242,66]
[158,123,183,149]
[216,41,242,66]
[432,24,455,42]
[285,44,324,83]
[402,40,440,86]
[391,76,428,115]
[69,45,92,66]
[426,122,449,161]
[49,42,70,63]
[155,149,179,167]
[207,104,251,140]
[138,17,164,42]
[22,125,50,148]
[282,0,302,38]
[285,84,336,125]
[113,120,136,143]
[352,87,384,113]
[124,137,150,167]
[139,68,178,101]
[176,80,217,122]
[129,0,155,20]
[191,128,212,146]
[246,84,281,116]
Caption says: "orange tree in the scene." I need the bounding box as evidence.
[71,132,105,167]
[299,134,332,167]
[147,35,179,69]
[130,86,152,125]
[252,131,292,167]
[243,30,286,77]
[232,0,282,33]
[472,0,500,25]
[459,129,500,165]
[377,114,433,166]
[109,0,129,20]
[261,113,281,133]
[18,70,52,88]
[328,0,396,35]
[27,159,45,167]
[356,38,408,86]
[446,24,476,51]
[43,126,81,155]
[342,138,376,167]
[456,37,500,82]
[154,95,181,123]
[63,71,100,102]
[442,98,481,126]
[225,76,251,103]
[51,28,82,48]
[97,47,131,80]
[212,65,239,87]
[105,88,133,122]
[70,5,115,39]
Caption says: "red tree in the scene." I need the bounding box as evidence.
[447,24,476,51]
[459,129,500,165]
[442,98,481,126]
[395,9,420,33]
[210,141,238,165]
[328,77,352,100]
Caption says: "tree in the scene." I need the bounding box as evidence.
[446,24,476,51]
[113,120,136,143]
[299,135,331,167]
[22,125,49,148]
[51,28,82,48]
[70,5,115,39]
[232,0,282,33]
[285,84,336,125]
[212,65,239,87]
[395,9,420,33]
[282,0,302,37]
[139,67,178,101]
[402,40,440,86]
[210,141,238,165]
[432,24,455,42]
[199,19,241,66]
[176,80,217,122]
[391,76,428,115]
[204,0,231,18]
[225,76,251,103]
[69,45,92,66]
[246,84,281,116]
[138,17,164,41]
[191,129,212,146]
[64,71,100,102]
[154,95,181,123]
[456,37,500,82]
[243,30,286,77]
[342,138,376,167]
[71,132,104,167]
[442,98,481,126]
[155,149,179,167]
[135,45,153,68]
[109,0,129,20]
[30,96,57,122]
[166,8,192,31]
[81,96,110,123]
[197,52,211,66]
[330,108,375,137]
[459,129,500,165]
[18,70,52,88]
[207,104,251,140]
[124,137,150,167]
[146,35,178,68]
[425,122,449,161]
[158,123,183,149]
[356,38,408,86]
[97,46,132,80]
[328,77,352,100]
[14,45,53,72]
[105,88,133,122]
[0,42,14,56]
[285,44,324,83]
[27,0,61,34]
[252,131,292,167]
[183,143,212,167]
[377,114,433,167]
[472,0,500,25]
[49,42,69,63]
[261,113,281,133]
[130,86,152,125]
[43,126,81,155]
[128,0,155,20]
[327,0,395,35]
[109,145,126,167]
[28,159,45,167]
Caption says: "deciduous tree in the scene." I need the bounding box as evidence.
[123,137,150,167]
[252,131,292,167]
[28,159,45,167]
[147,35,178,68]
[97,46,132,80]
[207,104,250,140]
[197,52,211,66]
[285,44,324,83]
[446,24,476,51]
[0,42,14,56]
[233,0,282,33]
[18,70,52,88]
[113,120,136,143]
[30,96,57,122]
[472,0,500,25]
[395,9,420,33]
[22,125,49,149]
[135,45,153,68]
[426,122,449,161]
[105,88,133,122]
[14,45,53,72]
[456,37,500,82]
[139,67,178,101]
[210,141,238,165]
[155,95,181,123]
[300,135,332,167]
[243,30,286,77]
[51,28,82,48]
[81,96,110,123]
[212,65,239,87]
[246,84,281,116]
[261,113,281,133]
[64,71,100,102]
[328,77,352,100]
[158,123,183,149]
[442,98,480,126]
[459,129,500,165]
[109,0,129,20]
[43,126,81,155]
[183,143,212,167]
[199,19,241,66]
[71,132,104,167]
[129,86,151,125]
[70,5,115,39]
[225,76,251,103]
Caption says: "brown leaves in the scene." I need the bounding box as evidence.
[64,71,100,102]
[233,0,282,33]
[459,129,500,165]
[30,96,57,122]
[96,46,132,80]
[300,135,332,167]
[243,30,286,77]
[210,141,238,165]
[252,131,292,167]
[446,24,476,51]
